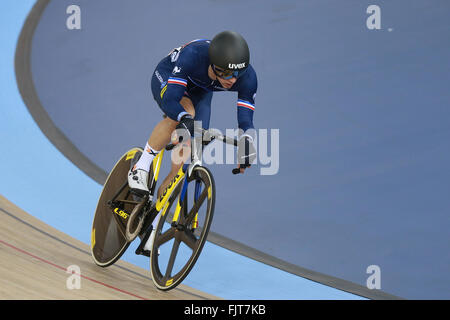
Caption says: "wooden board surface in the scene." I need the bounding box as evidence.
[0,194,221,300]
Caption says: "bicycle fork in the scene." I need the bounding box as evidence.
[171,168,200,231]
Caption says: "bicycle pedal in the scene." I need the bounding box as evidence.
[135,246,151,257]
[135,244,160,257]
[135,227,152,252]
[137,249,151,257]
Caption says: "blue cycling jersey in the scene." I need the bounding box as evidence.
[155,39,257,132]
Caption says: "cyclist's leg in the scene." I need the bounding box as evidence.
[155,90,212,198]
[156,96,194,199]
[149,96,195,147]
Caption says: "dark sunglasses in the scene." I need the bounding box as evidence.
[212,65,246,80]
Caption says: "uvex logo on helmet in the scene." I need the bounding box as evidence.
[228,62,246,70]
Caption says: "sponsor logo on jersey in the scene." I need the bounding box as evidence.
[172,66,182,74]
[155,70,164,84]
[170,48,181,62]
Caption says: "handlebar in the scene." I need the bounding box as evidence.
[165,128,238,150]
[165,128,246,174]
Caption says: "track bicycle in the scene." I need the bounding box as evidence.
[90,127,240,290]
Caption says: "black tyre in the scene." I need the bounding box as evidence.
[150,166,215,290]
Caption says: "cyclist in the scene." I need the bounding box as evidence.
[128,31,257,255]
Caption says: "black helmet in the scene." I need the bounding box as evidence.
[209,31,250,72]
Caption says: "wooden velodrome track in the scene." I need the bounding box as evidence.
[0,194,220,300]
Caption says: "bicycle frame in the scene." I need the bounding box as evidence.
[149,129,233,225]
[152,137,204,225]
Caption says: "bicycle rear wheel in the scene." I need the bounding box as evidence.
[150,166,215,290]
[91,148,143,267]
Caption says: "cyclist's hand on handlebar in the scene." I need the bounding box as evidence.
[233,164,251,174]
[173,114,194,144]
[238,136,256,165]
[234,135,256,174]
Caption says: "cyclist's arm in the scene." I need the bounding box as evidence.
[236,68,258,140]
[237,99,255,134]
[235,70,257,173]
[161,52,194,121]
[161,80,189,121]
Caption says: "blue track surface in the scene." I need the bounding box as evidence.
[0,1,363,300]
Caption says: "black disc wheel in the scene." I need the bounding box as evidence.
[91,148,145,267]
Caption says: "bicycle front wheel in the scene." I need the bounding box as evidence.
[150,166,215,290]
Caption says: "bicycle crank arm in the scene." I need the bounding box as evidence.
[171,221,187,231]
